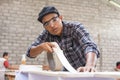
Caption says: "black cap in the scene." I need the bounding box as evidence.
[38,6,60,23]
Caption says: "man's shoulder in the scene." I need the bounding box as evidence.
[0,58,6,66]
[37,30,49,37]
[0,58,6,62]
[37,30,53,40]
[63,21,82,28]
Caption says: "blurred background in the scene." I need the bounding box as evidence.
[0,0,120,72]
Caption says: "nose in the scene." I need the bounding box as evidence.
[49,21,54,28]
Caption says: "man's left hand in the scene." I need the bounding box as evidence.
[77,66,96,72]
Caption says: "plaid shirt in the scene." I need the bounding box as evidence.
[27,21,100,70]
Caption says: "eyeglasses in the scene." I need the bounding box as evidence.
[43,16,58,27]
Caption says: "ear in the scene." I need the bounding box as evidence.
[59,15,63,20]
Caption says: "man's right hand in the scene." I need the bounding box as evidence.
[40,42,55,53]
[29,42,55,57]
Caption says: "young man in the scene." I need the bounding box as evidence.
[27,6,100,72]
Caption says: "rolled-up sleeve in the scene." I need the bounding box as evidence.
[26,45,33,58]
[84,44,100,58]
[73,23,100,58]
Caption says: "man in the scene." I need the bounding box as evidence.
[1,52,19,80]
[27,6,100,72]
[3,52,9,69]
[2,52,18,70]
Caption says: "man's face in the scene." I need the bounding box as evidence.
[4,55,9,60]
[42,13,63,36]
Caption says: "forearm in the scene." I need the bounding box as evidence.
[77,52,97,72]
[8,65,19,70]
[29,42,55,58]
[29,45,43,57]
[85,52,97,67]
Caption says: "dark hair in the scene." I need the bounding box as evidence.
[3,52,8,57]
[38,6,60,23]
[116,61,120,66]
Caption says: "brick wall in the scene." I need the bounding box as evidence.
[0,0,120,71]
